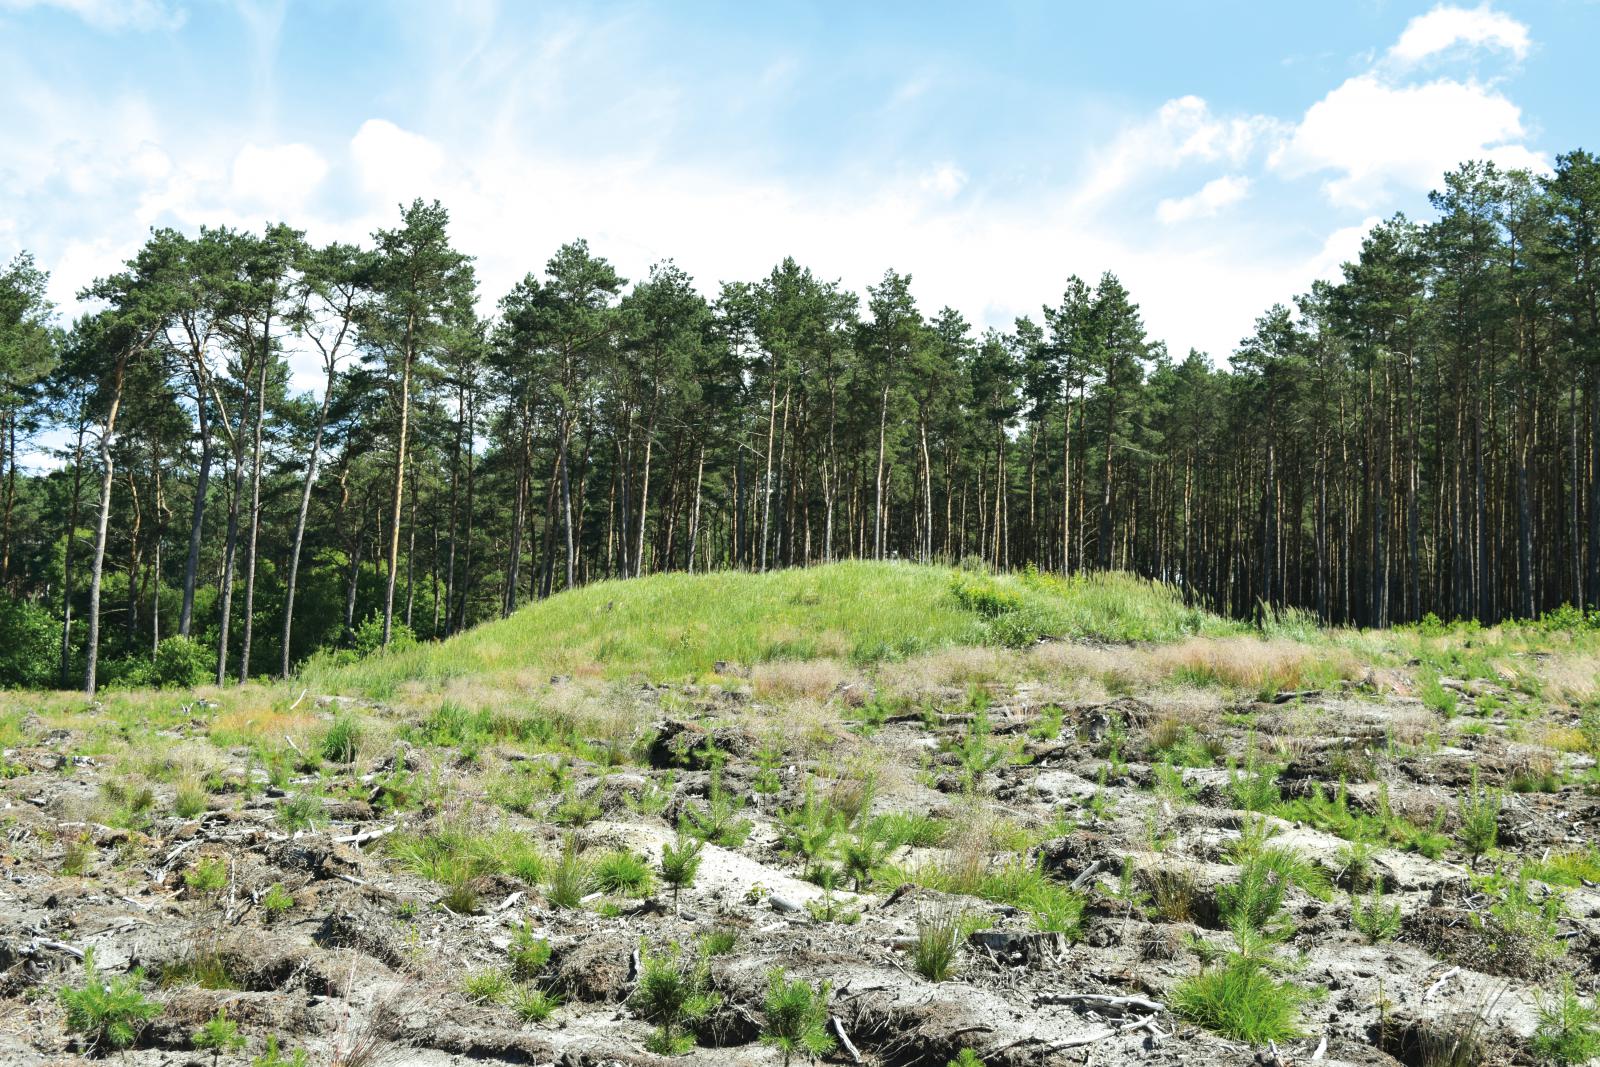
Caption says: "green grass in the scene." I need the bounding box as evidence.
[301,562,1244,696]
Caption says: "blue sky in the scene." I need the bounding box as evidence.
[2,0,1594,380]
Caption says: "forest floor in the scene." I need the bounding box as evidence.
[4,563,1600,1067]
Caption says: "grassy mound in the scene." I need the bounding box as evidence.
[304,562,1242,697]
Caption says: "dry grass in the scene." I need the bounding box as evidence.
[751,658,852,702]
[1027,642,1160,693]
[1535,653,1600,705]
[1156,636,1359,694]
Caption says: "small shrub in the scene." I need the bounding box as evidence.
[277,791,326,831]
[659,835,704,913]
[512,986,561,1023]
[1457,771,1501,862]
[761,968,835,1066]
[912,909,960,982]
[1173,957,1306,1043]
[1145,865,1200,923]
[629,942,719,1055]
[184,857,228,896]
[508,922,552,980]
[253,1037,310,1067]
[592,848,653,896]
[699,928,739,956]
[262,882,295,920]
[1350,890,1402,944]
[461,968,512,1004]
[173,782,208,819]
[193,1009,245,1064]
[58,948,162,1053]
[153,636,212,688]
[1534,977,1600,1065]
[61,834,94,877]
[546,840,589,909]
[320,715,363,764]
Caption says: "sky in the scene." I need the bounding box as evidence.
[2,0,1596,390]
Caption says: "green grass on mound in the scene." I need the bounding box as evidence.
[303,561,1242,697]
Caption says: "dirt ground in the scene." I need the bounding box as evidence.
[2,647,1597,1066]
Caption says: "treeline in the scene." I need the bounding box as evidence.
[1,151,1599,692]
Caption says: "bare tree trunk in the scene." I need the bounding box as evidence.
[84,353,129,697]
[238,351,269,682]
[382,318,415,646]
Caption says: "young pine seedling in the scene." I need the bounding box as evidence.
[761,968,836,1066]
[659,834,704,916]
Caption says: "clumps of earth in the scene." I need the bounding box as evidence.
[2,663,1599,1066]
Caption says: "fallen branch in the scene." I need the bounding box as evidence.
[1424,966,1461,1002]
[1035,992,1165,1015]
[332,824,396,847]
[29,938,85,960]
[830,1016,862,1065]
[1068,860,1103,891]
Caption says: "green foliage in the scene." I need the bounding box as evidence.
[153,636,212,688]
[276,790,326,830]
[590,848,654,896]
[546,839,589,909]
[192,1009,245,1062]
[58,948,162,1053]
[911,909,960,982]
[1534,978,1600,1065]
[947,1052,987,1067]
[184,856,228,896]
[699,928,739,956]
[461,968,513,1004]
[511,986,561,1023]
[1457,770,1502,860]
[353,610,416,658]
[508,922,552,980]
[659,834,703,909]
[0,596,61,689]
[319,714,363,764]
[678,773,751,846]
[1172,956,1307,1044]
[1350,890,1402,943]
[262,882,295,919]
[172,781,207,819]
[629,942,719,1056]
[761,969,835,1066]
[252,1037,310,1067]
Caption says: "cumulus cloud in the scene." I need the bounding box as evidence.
[1388,4,1530,65]
[1157,175,1251,224]
[1271,73,1545,207]
[231,142,328,213]
[0,0,183,31]
[1073,95,1283,210]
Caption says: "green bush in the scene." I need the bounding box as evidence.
[58,948,162,1053]
[153,636,212,688]
[761,968,835,1066]
[0,596,59,688]
[1173,957,1307,1043]
[353,611,416,657]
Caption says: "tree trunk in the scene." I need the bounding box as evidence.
[84,352,129,697]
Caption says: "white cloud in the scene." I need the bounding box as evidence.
[1073,95,1283,210]
[918,164,967,199]
[1307,215,1382,281]
[350,119,449,207]
[1157,174,1251,223]
[1271,73,1544,207]
[0,0,182,31]
[231,142,328,214]
[1388,4,1530,65]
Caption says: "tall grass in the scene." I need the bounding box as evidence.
[301,561,1246,697]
